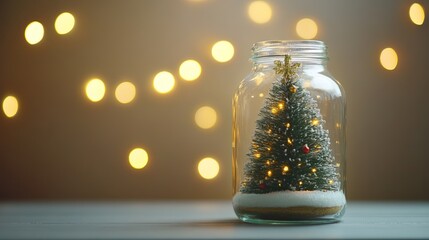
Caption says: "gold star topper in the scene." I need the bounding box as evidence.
[273,55,301,83]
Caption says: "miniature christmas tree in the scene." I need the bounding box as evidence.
[240,55,340,194]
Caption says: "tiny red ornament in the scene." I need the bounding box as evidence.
[302,144,310,154]
[259,183,267,190]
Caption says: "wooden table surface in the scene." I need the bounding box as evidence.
[1,201,428,239]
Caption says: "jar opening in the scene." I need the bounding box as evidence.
[251,40,327,62]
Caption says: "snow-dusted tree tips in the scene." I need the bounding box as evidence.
[240,55,340,194]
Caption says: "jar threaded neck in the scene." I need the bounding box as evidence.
[251,40,328,63]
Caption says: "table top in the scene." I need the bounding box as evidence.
[1,201,428,239]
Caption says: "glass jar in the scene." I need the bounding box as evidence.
[232,40,346,224]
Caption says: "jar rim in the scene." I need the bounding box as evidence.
[251,40,327,60]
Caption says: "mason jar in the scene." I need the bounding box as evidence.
[232,40,346,224]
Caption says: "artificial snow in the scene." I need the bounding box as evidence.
[233,190,346,208]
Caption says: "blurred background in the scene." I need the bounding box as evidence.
[1,0,428,201]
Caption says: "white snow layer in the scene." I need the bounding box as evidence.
[233,191,346,208]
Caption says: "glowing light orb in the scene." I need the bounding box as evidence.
[153,71,175,94]
[25,21,44,45]
[129,148,149,170]
[296,18,318,39]
[55,12,75,35]
[380,48,398,70]
[248,1,272,24]
[85,78,106,102]
[115,81,136,104]
[2,96,19,118]
[211,41,234,63]
[409,3,425,25]
[195,106,217,129]
[198,157,220,179]
[179,59,202,81]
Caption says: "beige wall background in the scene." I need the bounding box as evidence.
[1,0,429,200]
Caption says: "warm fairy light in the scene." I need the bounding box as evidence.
[153,71,175,94]
[129,148,149,170]
[283,166,289,172]
[328,179,334,184]
[248,1,272,24]
[2,96,19,118]
[198,157,220,179]
[211,40,234,63]
[409,3,425,25]
[336,163,341,167]
[315,144,322,151]
[289,85,297,93]
[312,119,319,126]
[259,93,264,98]
[85,78,106,102]
[299,181,303,185]
[271,107,278,114]
[267,147,271,151]
[311,168,317,173]
[55,12,75,35]
[380,48,398,70]
[296,18,318,39]
[179,59,202,81]
[278,102,284,110]
[25,21,44,45]
[266,160,270,165]
[254,153,261,158]
[336,123,340,128]
[336,140,340,144]
[287,138,293,145]
[115,81,136,104]
[194,106,217,129]
[267,129,272,134]
[285,122,291,128]
[267,170,272,177]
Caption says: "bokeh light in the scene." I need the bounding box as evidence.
[129,148,149,170]
[211,40,234,63]
[179,59,202,81]
[195,106,217,129]
[2,96,19,118]
[409,3,425,25]
[380,48,398,70]
[248,1,272,24]
[55,12,75,35]
[115,81,136,104]
[24,21,44,45]
[85,78,106,102]
[296,18,318,39]
[198,157,220,179]
[153,71,175,94]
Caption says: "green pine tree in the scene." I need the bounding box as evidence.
[240,55,340,194]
